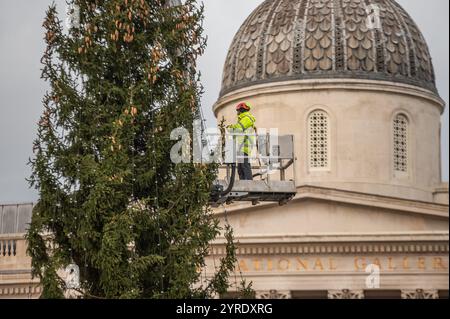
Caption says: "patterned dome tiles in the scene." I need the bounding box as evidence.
[220,0,436,97]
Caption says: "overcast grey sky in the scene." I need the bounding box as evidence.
[0,0,448,204]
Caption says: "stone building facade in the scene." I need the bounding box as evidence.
[0,0,448,299]
[0,204,41,298]
[206,0,449,299]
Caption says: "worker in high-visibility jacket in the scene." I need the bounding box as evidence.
[227,102,256,180]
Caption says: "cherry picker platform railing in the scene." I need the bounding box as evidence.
[209,133,297,207]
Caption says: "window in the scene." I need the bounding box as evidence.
[393,114,409,173]
[308,110,330,169]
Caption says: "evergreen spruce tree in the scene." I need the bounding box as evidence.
[27,0,241,299]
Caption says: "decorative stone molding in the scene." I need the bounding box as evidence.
[0,285,41,297]
[210,241,449,256]
[328,289,364,299]
[256,290,291,299]
[292,186,449,216]
[401,289,439,299]
[213,185,449,218]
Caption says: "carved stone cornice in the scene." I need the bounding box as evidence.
[401,289,439,299]
[0,284,41,297]
[328,289,364,299]
[210,233,449,256]
[213,185,449,219]
[214,78,445,117]
[293,186,449,218]
[251,289,444,299]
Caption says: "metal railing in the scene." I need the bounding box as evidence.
[210,133,297,206]
[220,133,296,183]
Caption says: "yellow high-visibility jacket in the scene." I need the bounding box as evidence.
[229,111,256,155]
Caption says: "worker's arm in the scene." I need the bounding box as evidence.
[228,122,245,131]
[228,115,254,131]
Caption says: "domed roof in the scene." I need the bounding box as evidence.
[220,0,436,97]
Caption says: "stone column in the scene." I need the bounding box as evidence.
[328,289,364,299]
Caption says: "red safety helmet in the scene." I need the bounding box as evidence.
[236,102,251,112]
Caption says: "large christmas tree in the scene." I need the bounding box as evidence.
[27,0,241,299]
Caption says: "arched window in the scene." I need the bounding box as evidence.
[393,114,409,173]
[308,110,330,170]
